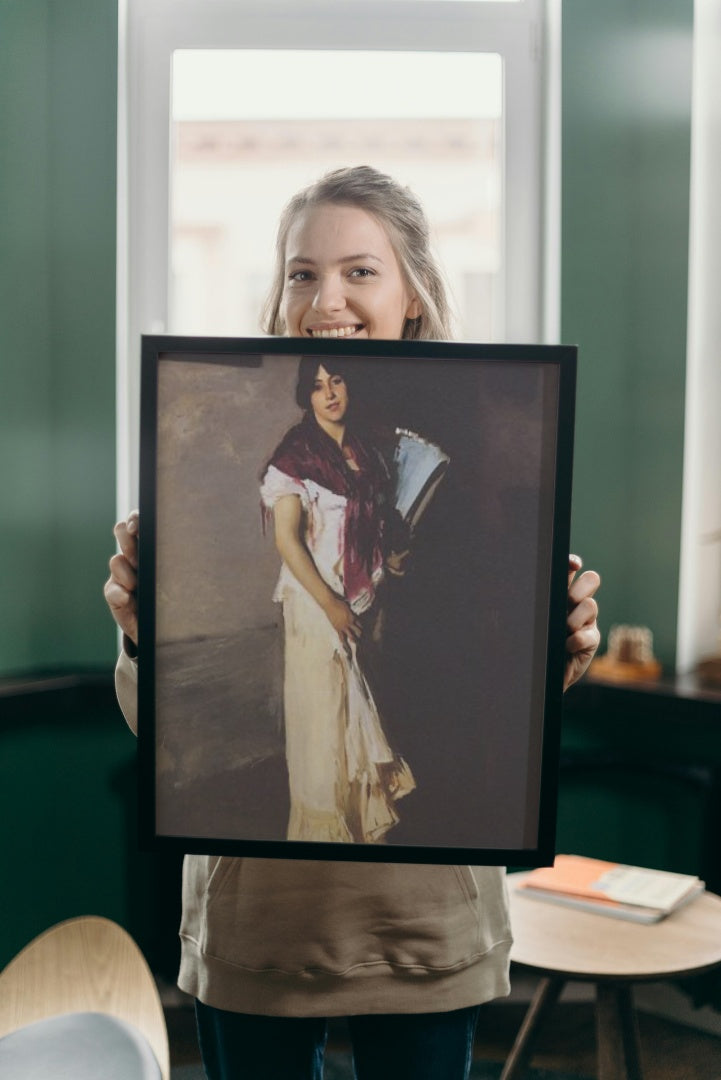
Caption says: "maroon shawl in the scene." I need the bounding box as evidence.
[267,415,390,605]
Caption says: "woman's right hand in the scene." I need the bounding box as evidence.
[103,510,139,646]
[322,594,362,644]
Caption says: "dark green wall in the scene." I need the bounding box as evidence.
[562,0,693,670]
[0,1,144,969]
[0,0,118,675]
[0,682,182,973]
[557,681,721,889]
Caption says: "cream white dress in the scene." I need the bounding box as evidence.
[260,464,414,843]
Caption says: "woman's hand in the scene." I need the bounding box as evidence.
[386,548,411,577]
[103,510,139,646]
[564,554,601,691]
[273,495,361,647]
[322,594,362,644]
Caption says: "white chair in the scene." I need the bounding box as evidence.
[0,915,170,1079]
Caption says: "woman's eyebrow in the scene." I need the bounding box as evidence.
[286,253,384,266]
[339,253,383,264]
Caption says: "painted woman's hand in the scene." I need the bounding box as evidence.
[386,548,411,577]
[103,510,139,646]
[564,554,601,691]
[322,595,362,645]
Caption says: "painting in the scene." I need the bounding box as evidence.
[137,336,576,864]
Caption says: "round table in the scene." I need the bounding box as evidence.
[503,872,721,1080]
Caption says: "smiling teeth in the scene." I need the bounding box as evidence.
[310,326,359,338]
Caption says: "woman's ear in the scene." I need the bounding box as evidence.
[406,296,422,320]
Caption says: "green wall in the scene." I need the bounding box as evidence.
[562,0,693,670]
[0,0,118,675]
[558,686,721,883]
[0,0,141,969]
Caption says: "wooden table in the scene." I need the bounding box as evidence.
[503,873,721,1080]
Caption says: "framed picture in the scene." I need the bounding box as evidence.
[137,336,576,865]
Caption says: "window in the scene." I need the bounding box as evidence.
[169,49,503,340]
[118,0,557,509]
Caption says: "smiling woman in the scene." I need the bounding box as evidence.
[282,205,421,340]
[262,167,451,341]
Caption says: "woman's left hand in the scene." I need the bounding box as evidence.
[564,554,601,691]
[386,548,411,577]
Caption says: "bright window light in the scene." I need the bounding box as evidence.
[170,50,503,341]
[173,50,502,121]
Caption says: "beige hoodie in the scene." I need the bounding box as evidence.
[116,650,512,1016]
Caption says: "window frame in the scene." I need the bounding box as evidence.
[676,0,721,674]
[117,0,558,510]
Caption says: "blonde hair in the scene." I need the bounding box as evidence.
[262,165,454,341]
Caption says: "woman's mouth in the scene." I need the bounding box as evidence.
[307,324,364,339]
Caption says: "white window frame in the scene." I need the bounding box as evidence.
[676,0,721,674]
[117,0,559,511]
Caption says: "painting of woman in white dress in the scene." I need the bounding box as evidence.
[260,356,421,843]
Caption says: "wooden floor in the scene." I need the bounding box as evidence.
[166,996,721,1078]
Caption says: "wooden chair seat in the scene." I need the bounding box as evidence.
[0,916,169,1079]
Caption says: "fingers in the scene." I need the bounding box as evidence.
[386,549,411,577]
[566,591,599,636]
[105,511,140,645]
[567,553,583,586]
[339,617,362,660]
[342,603,363,642]
[566,622,601,658]
[342,617,363,642]
[108,550,137,592]
[568,567,601,609]
[113,510,139,568]
[325,596,363,643]
[564,558,601,689]
[103,576,138,643]
[567,562,601,639]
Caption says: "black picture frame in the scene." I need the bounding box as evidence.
[138,335,576,865]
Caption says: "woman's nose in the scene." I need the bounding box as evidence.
[312,274,344,314]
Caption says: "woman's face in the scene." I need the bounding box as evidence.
[281,203,421,340]
[310,365,349,429]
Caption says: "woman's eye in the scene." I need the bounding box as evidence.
[331,376,344,387]
[349,267,374,279]
[288,270,313,283]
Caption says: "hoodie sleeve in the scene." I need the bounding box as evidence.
[115,643,139,736]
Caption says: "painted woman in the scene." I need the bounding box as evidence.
[260,355,415,843]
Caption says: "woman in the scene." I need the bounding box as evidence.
[260,356,415,843]
[106,166,601,1080]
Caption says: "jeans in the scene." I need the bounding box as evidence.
[195,1000,481,1080]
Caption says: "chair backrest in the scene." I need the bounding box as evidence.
[0,915,170,1080]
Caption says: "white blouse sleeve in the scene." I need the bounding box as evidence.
[260,464,308,510]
